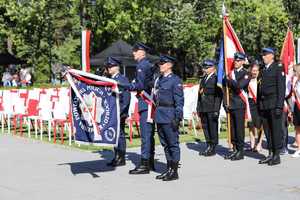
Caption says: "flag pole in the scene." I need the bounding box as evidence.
[222,6,232,149]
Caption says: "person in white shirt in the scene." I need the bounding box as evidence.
[291,64,300,158]
[247,62,263,152]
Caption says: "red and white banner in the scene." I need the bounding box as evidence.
[223,15,245,74]
[280,27,296,112]
[280,27,295,75]
[82,30,91,72]
[223,6,250,121]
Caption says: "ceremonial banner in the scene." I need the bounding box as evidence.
[217,38,225,88]
[280,27,295,75]
[66,68,120,146]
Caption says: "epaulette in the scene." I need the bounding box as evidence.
[277,62,283,68]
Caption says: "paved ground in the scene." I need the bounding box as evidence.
[0,134,300,200]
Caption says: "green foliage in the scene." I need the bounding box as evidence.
[0,0,299,83]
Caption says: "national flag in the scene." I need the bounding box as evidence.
[280,26,296,112]
[222,4,251,121]
[82,30,91,72]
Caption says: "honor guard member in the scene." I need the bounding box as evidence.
[123,42,156,174]
[154,55,184,181]
[224,52,250,161]
[258,47,285,166]
[105,57,131,167]
[197,59,223,156]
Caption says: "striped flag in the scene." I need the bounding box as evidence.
[82,30,91,72]
[222,4,251,121]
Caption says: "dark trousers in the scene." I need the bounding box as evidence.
[115,118,126,153]
[281,112,288,149]
[199,112,219,145]
[229,109,245,151]
[139,110,155,159]
[157,123,180,162]
[261,109,283,152]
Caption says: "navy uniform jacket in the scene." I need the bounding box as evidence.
[225,68,250,110]
[197,73,223,113]
[258,62,286,110]
[154,73,184,124]
[112,73,131,119]
[127,58,154,112]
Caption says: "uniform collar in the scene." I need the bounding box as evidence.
[111,72,119,79]
[265,61,274,69]
[163,72,173,78]
[205,72,214,81]
[235,66,243,72]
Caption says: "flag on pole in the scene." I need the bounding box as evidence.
[82,30,91,72]
[223,15,245,73]
[66,68,120,146]
[280,26,296,112]
[222,4,251,121]
[280,26,295,75]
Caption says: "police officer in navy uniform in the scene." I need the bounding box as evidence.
[258,47,286,166]
[123,42,155,174]
[104,57,131,167]
[154,55,184,181]
[197,59,223,156]
[224,52,250,161]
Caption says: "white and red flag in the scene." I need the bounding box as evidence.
[222,5,251,120]
[81,30,91,72]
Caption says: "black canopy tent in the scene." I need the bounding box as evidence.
[0,53,25,65]
[90,40,159,81]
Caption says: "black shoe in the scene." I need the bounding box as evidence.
[156,160,171,180]
[205,145,216,157]
[129,159,150,174]
[268,151,281,166]
[149,155,156,171]
[162,161,179,181]
[114,151,126,166]
[200,144,211,156]
[231,150,244,161]
[224,149,237,160]
[106,151,118,167]
[258,151,273,164]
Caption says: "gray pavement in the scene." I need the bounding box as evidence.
[0,134,300,200]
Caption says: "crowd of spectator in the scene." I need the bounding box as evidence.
[1,65,32,87]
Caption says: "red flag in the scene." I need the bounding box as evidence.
[280,27,295,75]
[82,30,91,72]
[223,16,245,74]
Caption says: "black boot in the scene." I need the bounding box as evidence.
[113,151,126,167]
[224,148,237,160]
[200,144,211,156]
[163,161,179,181]
[258,150,273,164]
[129,158,150,174]
[106,150,119,167]
[156,160,171,180]
[205,144,216,157]
[231,149,244,161]
[268,150,281,166]
[149,155,156,171]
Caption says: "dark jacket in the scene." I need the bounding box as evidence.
[112,73,131,119]
[197,73,223,113]
[154,73,184,124]
[258,62,286,110]
[224,67,250,110]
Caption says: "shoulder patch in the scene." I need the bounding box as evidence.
[278,63,283,67]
